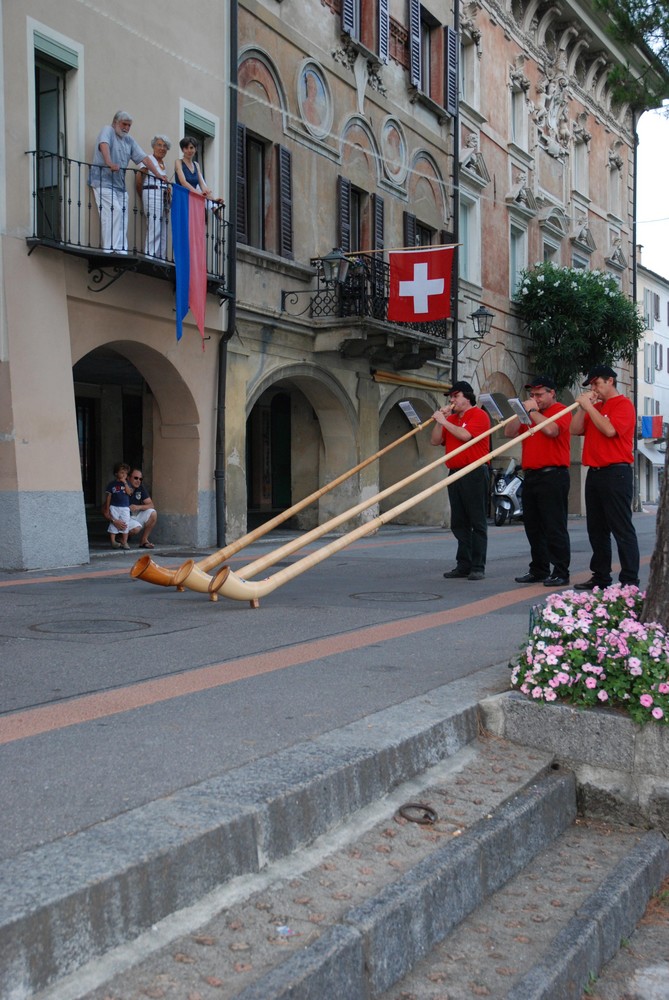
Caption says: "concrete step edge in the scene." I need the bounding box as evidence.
[506,829,669,1000]
[227,769,577,999]
[0,668,508,1000]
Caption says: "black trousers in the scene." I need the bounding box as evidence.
[584,465,639,585]
[522,467,570,579]
[447,465,489,574]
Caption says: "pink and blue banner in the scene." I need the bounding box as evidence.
[171,184,207,345]
[641,414,664,439]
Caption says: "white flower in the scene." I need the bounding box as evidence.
[537,275,544,283]
[522,287,529,295]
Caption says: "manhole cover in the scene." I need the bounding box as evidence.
[31,620,151,635]
[350,592,442,602]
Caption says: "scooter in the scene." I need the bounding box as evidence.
[492,459,524,526]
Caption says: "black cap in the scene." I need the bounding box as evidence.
[581,365,616,386]
[524,375,557,391]
[446,380,474,396]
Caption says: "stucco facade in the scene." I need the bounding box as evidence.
[0,0,662,570]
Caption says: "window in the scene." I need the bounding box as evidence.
[459,192,480,285]
[408,0,456,113]
[654,292,661,321]
[644,288,655,330]
[572,253,589,271]
[510,88,527,150]
[459,36,479,109]
[403,211,433,248]
[510,223,527,296]
[543,239,559,263]
[645,343,655,384]
[183,107,218,192]
[337,176,384,255]
[237,124,293,258]
[573,140,588,195]
[655,342,663,371]
[341,0,390,63]
[29,23,82,242]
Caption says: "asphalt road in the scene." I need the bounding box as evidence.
[0,512,658,862]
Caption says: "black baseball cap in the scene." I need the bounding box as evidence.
[581,365,616,386]
[524,375,557,391]
[446,380,474,396]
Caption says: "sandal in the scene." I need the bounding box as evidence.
[121,544,130,550]
[140,541,155,549]
[111,537,121,549]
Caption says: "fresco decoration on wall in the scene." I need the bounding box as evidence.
[381,119,408,184]
[298,62,332,138]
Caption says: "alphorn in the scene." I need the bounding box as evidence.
[206,400,580,607]
[172,412,517,597]
[131,412,436,588]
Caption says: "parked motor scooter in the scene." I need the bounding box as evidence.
[492,459,524,526]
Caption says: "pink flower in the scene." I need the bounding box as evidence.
[585,677,597,689]
[597,690,608,702]
[659,683,669,695]
[544,689,557,701]
[531,686,543,699]
[652,707,664,720]
[640,694,654,708]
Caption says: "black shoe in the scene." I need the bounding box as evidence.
[514,573,545,584]
[468,571,485,581]
[573,577,609,591]
[543,575,570,587]
[443,567,470,578]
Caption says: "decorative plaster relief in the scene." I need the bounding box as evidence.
[381,118,408,184]
[298,61,332,138]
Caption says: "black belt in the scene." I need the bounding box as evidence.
[589,463,631,471]
[144,185,164,190]
[525,466,567,474]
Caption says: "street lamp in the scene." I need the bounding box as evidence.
[318,247,350,285]
[469,304,495,338]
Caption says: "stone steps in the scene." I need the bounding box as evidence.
[44,738,667,1000]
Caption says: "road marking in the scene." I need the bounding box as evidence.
[0,587,531,745]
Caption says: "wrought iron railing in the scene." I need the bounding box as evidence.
[306,252,449,340]
[27,151,229,291]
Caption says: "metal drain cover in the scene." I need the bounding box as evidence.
[350,592,442,602]
[30,619,151,635]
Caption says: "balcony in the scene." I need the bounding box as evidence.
[284,252,452,371]
[26,151,230,297]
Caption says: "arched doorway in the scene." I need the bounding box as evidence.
[244,367,358,533]
[72,343,203,548]
[378,390,445,525]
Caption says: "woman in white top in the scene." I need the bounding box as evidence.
[136,134,171,258]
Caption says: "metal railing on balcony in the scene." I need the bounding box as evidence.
[305,252,450,341]
[27,151,229,294]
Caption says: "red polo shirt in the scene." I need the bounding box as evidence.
[440,405,491,470]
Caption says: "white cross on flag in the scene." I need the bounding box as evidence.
[387,247,454,322]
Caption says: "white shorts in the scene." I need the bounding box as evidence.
[132,508,156,528]
[108,506,141,535]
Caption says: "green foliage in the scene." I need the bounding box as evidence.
[513,262,645,391]
[593,0,669,108]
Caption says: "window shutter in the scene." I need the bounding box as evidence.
[277,145,294,260]
[372,194,385,250]
[342,0,356,37]
[445,27,458,117]
[403,211,417,247]
[236,123,248,246]
[654,292,661,320]
[409,0,422,89]
[379,0,390,63]
[337,176,352,253]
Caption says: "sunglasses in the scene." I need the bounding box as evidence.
[131,476,142,481]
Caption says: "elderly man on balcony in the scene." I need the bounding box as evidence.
[89,110,164,254]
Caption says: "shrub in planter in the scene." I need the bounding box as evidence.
[510,585,669,725]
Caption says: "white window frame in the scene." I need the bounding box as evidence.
[459,37,479,110]
[26,18,85,159]
[510,88,527,150]
[572,139,589,196]
[459,191,481,286]
[180,99,221,197]
[510,222,527,297]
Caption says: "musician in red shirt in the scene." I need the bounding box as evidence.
[570,365,639,590]
[504,375,571,587]
[431,381,491,581]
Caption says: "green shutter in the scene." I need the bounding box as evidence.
[184,109,216,137]
[34,31,78,69]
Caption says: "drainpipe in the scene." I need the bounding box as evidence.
[451,0,460,385]
[631,109,641,512]
[215,0,238,546]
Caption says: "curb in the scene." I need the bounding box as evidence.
[1,673,504,1000]
[230,770,577,999]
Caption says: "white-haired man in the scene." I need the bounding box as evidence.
[89,110,163,253]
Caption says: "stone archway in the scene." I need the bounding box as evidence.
[73,341,204,547]
[243,364,359,533]
[378,389,446,525]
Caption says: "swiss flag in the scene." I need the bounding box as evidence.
[388,247,454,322]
